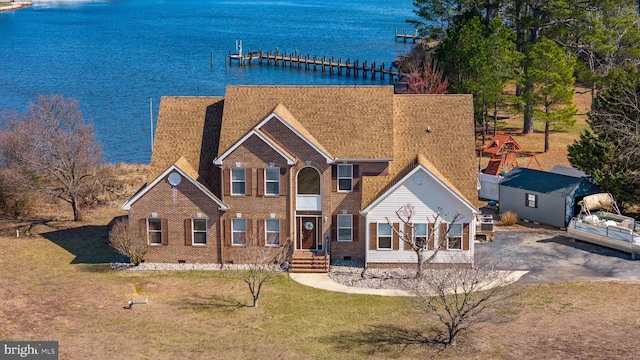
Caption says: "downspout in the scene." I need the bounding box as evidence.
[289,165,295,262]
[360,211,368,268]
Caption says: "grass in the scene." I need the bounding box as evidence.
[3,89,639,358]
[1,210,640,359]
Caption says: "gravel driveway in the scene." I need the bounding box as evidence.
[476,225,640,283]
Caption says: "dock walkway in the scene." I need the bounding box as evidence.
[394,29,422,43]
[226,49,399,81]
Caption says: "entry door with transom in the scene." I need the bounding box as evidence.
[298,216,320,251]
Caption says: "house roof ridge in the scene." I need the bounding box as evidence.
[263,103,333,161]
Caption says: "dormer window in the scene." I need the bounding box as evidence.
[337,164,353,192]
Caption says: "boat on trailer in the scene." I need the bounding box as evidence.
[566,193,640,259]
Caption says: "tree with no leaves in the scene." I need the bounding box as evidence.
[109,219,148,266]
[235,235,289,308]
[386,204,461,278]
[412,256,520,346]
[0,95,110,221]
[396,44,449,95]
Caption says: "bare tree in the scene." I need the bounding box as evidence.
[412,256,521,346]
[386,204,461,278]
[0,95,111,221]
[109,219,148,266]
[235,236,288,308]
[395,45,449,94]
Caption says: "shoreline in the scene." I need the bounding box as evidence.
[0,1,32,12]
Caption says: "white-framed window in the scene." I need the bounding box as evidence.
[525,193,537,208]
[265,168,280,196]
[448,223,463,250]
[337,214,352,242]
[147,218,163,245]
[337,164,353,192]
[414,223,427,248]
[377,223,392,249]
[192,218,207,245]
[265,219,280,246]
[232,218,247,245]
[231,168,246,195]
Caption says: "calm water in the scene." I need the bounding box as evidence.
[0,0,415,163]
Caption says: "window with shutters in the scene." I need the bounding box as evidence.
[265,168,280,196]
[377,223,392,249]
[337,214,352,242]
[231,168,246,195]
[337,164,353,192]
[192,219,207,245]
[265,219,280,246]
[232,218,247,245]
[147,218,163,245]
[447,223,463,250]
[414,223,427,248]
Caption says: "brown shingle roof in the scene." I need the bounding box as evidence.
[149,87,478,209]
[416,153,475,207]
[361,94,477,208]
[173,156,199,180]
[268,103,333,159]
[149,96,224,189]
[218,86,395,159]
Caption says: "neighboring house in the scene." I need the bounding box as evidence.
[499,167,601,229]
[122,85,479,269]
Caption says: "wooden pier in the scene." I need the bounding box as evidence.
[394,29,421,43]
[226,49,400,81]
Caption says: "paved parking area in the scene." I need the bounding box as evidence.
[476,226,640,283]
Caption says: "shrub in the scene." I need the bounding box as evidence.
[108,219,148,265]
[0,168,35,217]
[500,211,518,226]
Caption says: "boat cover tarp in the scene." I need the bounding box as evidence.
[579,193,615,212]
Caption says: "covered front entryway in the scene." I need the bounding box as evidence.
[297,216,322,251]
[295,166,323,252]
[290,166,329,272]
[292,215,329,273]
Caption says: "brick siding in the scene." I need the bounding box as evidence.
[129,172,222,264]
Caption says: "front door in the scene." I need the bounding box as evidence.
[299,216,319,250]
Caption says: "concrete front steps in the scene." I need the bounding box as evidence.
[289,250,330,273]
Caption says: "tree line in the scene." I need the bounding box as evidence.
[400,0,640,207]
